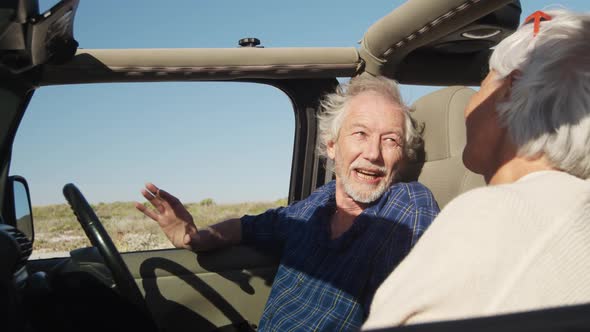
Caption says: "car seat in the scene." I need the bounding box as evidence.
[408,86,486,208]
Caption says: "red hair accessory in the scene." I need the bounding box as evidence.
[524,10,552,37]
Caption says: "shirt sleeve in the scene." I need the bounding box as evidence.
[240,182,334,252]
[240,205,294,251]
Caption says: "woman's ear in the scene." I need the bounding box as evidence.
[508,69,522,88]
[499,69,521,101]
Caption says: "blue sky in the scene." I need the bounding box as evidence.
[11,0,589,206]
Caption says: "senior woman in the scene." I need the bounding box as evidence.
[362,9,590,329]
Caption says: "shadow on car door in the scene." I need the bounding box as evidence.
[122,246,278,331]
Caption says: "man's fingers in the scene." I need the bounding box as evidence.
[141,188,166,214]
[145,182,160,196]
[135,201,150,215]
[141,182,183,215]
[158,188,181,206]
[141,188,155,201]
[135,202,160,221]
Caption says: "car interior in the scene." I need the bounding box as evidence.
[1,0,590,331]
[410,86,485,208]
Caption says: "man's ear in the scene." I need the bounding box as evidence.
[327,140,336,160]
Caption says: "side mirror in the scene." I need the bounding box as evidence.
[6,175,34,242]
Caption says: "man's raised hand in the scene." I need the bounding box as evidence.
[135,182,199,250]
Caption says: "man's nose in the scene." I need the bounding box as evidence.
[363,137,382,162]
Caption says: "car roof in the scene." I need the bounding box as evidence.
[14,0,520,87]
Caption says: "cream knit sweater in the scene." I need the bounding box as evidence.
[362,171,590,330]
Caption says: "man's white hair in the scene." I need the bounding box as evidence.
[316,75,423,163]
[489,9,590,178]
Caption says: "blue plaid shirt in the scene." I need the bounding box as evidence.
[241,180,439,331]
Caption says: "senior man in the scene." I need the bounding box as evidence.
[136,75,439,331]
[363,9,590,330]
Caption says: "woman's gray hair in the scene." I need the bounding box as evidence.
[489,9,590,178]
[316,75,423,163]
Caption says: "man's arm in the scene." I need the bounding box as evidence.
[135,182,241,252]
[192,218,242,252]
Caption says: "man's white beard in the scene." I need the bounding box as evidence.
[335,159,393,204]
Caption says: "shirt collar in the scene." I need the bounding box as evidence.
[314,180,386,249]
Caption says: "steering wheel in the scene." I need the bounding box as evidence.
[62,183,152,317]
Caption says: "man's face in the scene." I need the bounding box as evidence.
[463,70,511,176]
[327,91,405,204]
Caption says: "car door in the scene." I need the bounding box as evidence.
[7,75,337,332]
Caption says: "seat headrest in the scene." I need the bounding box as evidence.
[411,86,476,162]
[408,86,485,208]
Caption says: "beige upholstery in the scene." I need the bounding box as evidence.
[409,86,486,208]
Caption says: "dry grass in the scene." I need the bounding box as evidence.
[32,198,287,254]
